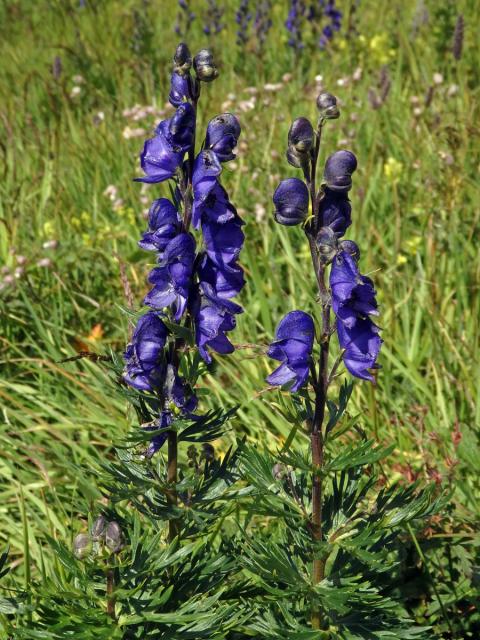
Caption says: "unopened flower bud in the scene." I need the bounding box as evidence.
[272,463,286,480]
[339,239,360,261]
[201,443,215,462]
[316,226,338,262]
[316,92,340,120]
[91,515,107,541]
[288,118,315,153]
[324,150,357,192]
[173,43,192,76]
[105,521,123,554]
[193,49,218,82]
[73,533,92,559]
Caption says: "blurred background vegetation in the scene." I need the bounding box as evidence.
[0,0,478,636]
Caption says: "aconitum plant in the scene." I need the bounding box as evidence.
[238,92,443,638]
[124,42,244,534]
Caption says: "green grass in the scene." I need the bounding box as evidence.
[0,0,479,635]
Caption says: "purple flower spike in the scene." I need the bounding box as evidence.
[144,233,196,320]
[205,113,241,162]
[323,150,357,192]
[337,318,382,382]
[193,181,237,229]
[123,312,168,391]
[138,199,181,253]
[169,71,192,107]
[273,178,310,226]
[266,310,315,392]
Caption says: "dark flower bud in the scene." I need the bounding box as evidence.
[272,463,286,480]
[316,92,340,120]
[324,150,357,192]
[316,226,338,263]
[286,146,303,169]
[73,533,92,559]
[288,117,315,153]
[173,43,192,75]
[193,49,218,82]
[105,521,124,554]
[273,178,310,226]
[201,443,215,462]
[91,515,107,542]
[339,239,360,261]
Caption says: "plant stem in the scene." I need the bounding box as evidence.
[167,431,179,542]
[106,562,116,620]
[306,121,331,630]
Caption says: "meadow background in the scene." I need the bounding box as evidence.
[0,0,479,636]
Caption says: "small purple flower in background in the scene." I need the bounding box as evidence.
[236,0,252,45]
[254,0,273,48]
[286,0,306,49]
[174,0,195,36]
[267,311,315,391]
[286,0,342,51]
[203,0,225,36]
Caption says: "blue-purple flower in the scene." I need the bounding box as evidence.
[138,198,181,253]
[197,254,245,299]
[144,233,196,320]
[205,113,241,162]
[123,312,168,391]
[273,178,310,226]
[169,71,192,107]
[266,310,315,391]
[318,188,351,237]
[194,287,242,363]
[202,216,245,272]
[336,318,382,382]
[330,250,381,381]
[323,150,357,192]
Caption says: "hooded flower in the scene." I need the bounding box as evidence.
[323,150,357,192]
[123,312,168,391]
[330,250,381,381]
[273,178,310,226]
[197,254,245,300]
[205,113,241,162]
[144,233,195,320]
[202,216,245,272]
[266,310,315,392]
[138,198,181,253]
[191,150,224,227]
[318,188,352,237]
[330,251,378,326]
[165,102,196,150]
[169,71,192,107]
[336,318,381,382]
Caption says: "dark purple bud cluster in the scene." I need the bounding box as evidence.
[174,0,196,37]
[267,91,381,388]
[203,0,225,36]
[236,0,252,46]
[124,44,244,455]
[254,0,273,47]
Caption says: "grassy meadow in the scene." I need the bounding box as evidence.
[0,0,479,636]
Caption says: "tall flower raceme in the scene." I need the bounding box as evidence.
[264,92,383,630]
[123,43,244,500]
